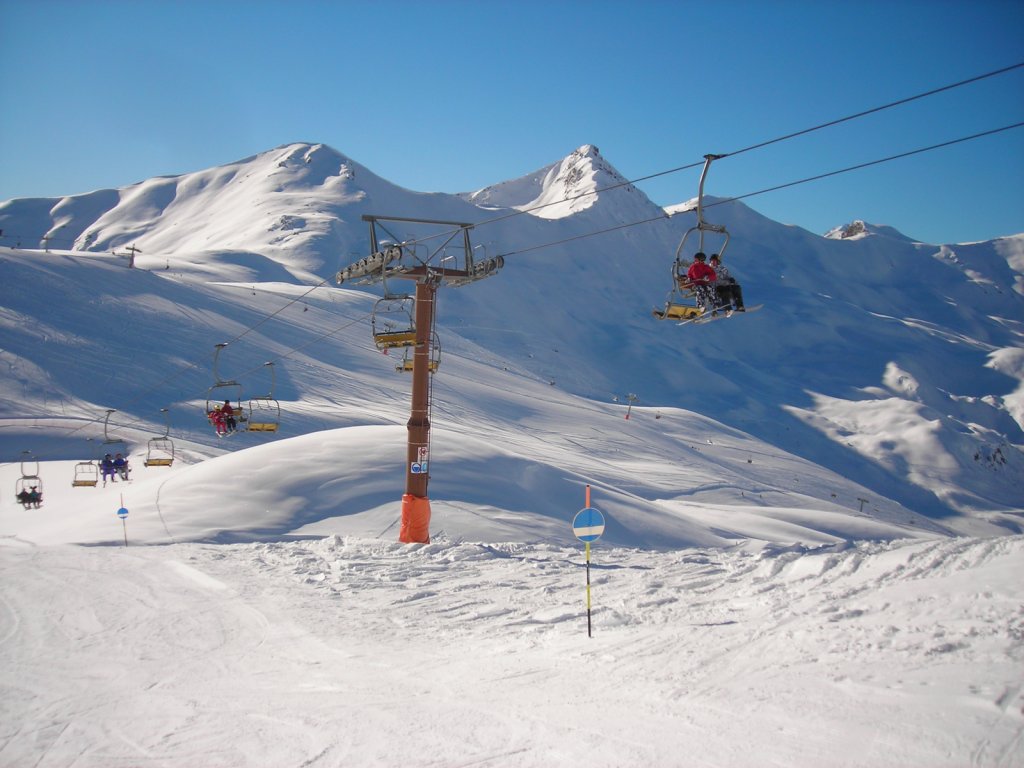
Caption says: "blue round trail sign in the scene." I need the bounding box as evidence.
[572,507,605,542]
[117,507,129,519]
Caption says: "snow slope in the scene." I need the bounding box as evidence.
[1,142,1023,766]
[1,141,1022,522]
[2,532,1021,767]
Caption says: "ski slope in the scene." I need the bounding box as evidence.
[1,140,1023,765]
[2,532,1022,767]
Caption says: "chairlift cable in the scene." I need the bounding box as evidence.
[489,60,1024,224]
[497,120,1024,259]
[229,310,374,381]
[706,120,1024,209]
[40,280,352,442]
[5,62,1021,261]
[720,60,1024,160]
[500,213,671,257]
[336,61,1024,255]
[225,278,332,347]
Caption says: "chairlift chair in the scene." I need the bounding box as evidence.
[100,408,129,458]
[205,343,246,433]
[655,154,731,321]
[72,439,99,488]
[72,462,100,487]
[371,295,417,350]
[246,362,281,433]
[15,451,43,507]
[396,336,441,373]
[144,408,175,467]
[246,401,281,432]
[396,355,440,374]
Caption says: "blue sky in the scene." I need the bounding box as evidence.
[1,0,1022,244]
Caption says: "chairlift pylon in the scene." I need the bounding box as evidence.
[654,153,730,321]
[336,215,507,545]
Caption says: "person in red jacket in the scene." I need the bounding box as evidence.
[686,252,718,314]
[209,406,227,436]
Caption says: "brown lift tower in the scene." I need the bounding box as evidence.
[336,215,503,543]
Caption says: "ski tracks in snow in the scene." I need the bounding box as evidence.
[1,535,1022,766]
[0,545,322,767]
[210,533,1024,766]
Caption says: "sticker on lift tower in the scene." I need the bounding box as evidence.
[412,446,429,474]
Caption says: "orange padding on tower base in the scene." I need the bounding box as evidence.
[399,494,431,543]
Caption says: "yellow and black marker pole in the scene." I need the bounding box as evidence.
[585,539,592,637]
[572,485,606,639]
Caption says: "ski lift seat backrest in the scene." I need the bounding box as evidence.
[246,403,280,431]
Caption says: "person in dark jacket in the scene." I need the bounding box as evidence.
[101,453,117,486]
[709,254,745,311]
[113,453,130,481]
[221,400,237,433]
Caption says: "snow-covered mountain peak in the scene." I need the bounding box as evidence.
[0,142,412,282]
[462,144,661,221]
[824,219,917,242]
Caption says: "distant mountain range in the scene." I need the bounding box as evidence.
[1,141,1022,525]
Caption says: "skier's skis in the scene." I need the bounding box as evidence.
[676,304,763,327]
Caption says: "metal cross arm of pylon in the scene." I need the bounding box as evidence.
[334,214,503,289]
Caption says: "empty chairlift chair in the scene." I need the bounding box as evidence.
[246,362,281,433]
[144,408,175,467]
[72,444,99,487]
[72,461,100,487]
[396,335,441,373]
[72,440,99,488]
[371,295,418,351]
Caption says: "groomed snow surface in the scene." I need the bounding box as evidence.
[2,530,1022,767]
[1,436,1022,767]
